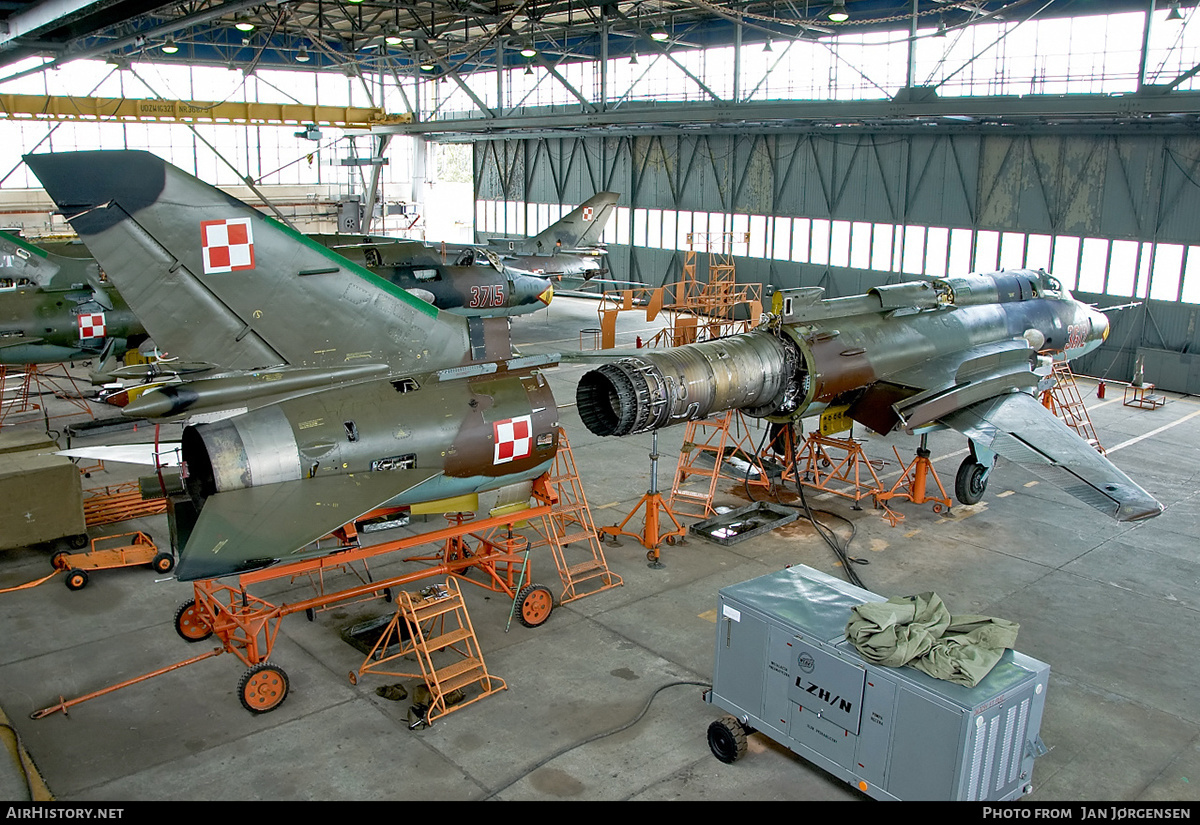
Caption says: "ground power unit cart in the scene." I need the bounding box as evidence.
[704,565,1049,801]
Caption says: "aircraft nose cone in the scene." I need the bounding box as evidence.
[514,274,553,307]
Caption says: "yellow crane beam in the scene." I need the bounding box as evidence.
[0,94,413,129]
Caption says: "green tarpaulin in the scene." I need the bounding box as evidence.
[845,593,1019,687]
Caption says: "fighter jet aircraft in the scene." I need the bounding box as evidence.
[310,237,557,317]
[576,271,1163,523]
[0,230,146,366]
[25,150,563,582]
[309,191,618,315]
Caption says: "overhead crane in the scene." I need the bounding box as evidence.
[0,94,413,129]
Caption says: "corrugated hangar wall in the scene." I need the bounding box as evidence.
[475,132,1200,390]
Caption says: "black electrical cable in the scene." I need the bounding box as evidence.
[743,420,867,590]
[483,679,712,800]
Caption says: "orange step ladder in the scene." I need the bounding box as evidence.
[527,427,622,605]
[350,577,507,726]
[668,411,771,520]
[1040,361,1105,454]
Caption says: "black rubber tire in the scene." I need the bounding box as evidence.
[515,583,554,628]
[68,533,89,550]
[174,598,213,643]
[65,569,88,591]
[955,457,989,506]
[151,552,175,574]
[237,662,289,714]
[708,716,748,764]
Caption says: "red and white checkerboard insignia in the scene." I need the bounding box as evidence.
[493,415,533,465]
[200,217,255,274]
[77,312,106,340]
[582,206,594,222]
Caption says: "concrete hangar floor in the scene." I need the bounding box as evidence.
[0,295,1196,803]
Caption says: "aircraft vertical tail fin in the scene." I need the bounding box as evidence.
[497,191,619,255]
[24,151,471,373]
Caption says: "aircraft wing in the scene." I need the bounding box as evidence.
[940,390,1164,522]
[174,469,442,581]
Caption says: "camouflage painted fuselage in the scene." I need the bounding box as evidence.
[315,237,554,317]
[0,281,144,365]
[0,231,146,365]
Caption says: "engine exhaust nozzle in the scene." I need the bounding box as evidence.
[576,331,804,437]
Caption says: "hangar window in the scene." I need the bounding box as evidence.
[1150,245,1184,302]
[809,219,830,266]
[925,228,949,278]
[1052,237,1081,291]
[975,231,1000,272]
[901,225,925,274]
[850,222,872,271]
[949,229,973,276]
[829,220,850,268]
[1026,235,1053,272]
[772,218,793,261]
[1000,233,1027,270]
[791,219,811,264]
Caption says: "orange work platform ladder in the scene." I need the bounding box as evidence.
[526,428,622,605]
[784,432,888,511]
[349,578,506,727]
[668,411,771,521]
[1041,360,1105,454]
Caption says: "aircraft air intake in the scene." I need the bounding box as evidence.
[576,331,806,437]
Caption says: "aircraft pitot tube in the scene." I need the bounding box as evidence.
[576,269,1161,523]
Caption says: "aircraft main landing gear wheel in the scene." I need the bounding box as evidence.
[708,715,749,764]
[64,569,88,591]
[174,598,213,643]
[515,583,553,628]
[955,457,989,506]
[238,662,289,714]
